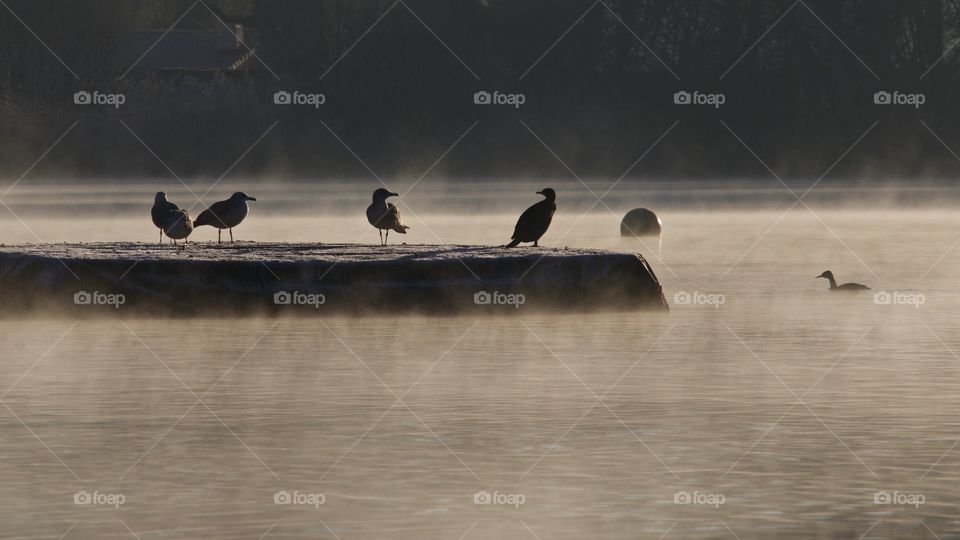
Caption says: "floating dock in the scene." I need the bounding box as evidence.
[0,243,668,314]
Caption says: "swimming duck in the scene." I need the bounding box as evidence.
[505,188,556,247]
[194,192,257,244]
[816,270,870,291]
[366,188,409,246]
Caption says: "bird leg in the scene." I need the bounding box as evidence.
[534,240,538,247]
[385,229,389,246]
[378,229,383,246]
[230,228,234,243]
[218,229,222,245]
[159,230,163,244]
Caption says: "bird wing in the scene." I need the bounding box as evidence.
[512,201,553,240]
[195,200,229,227]
[512,205,536,238]
[839,283,870,290]
[387,203,409,233]
[161,209,187,229]
[194,208,214,227]
[163,210,194,238]
[152,201,179,226]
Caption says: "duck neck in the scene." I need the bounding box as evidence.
[827,276,838,289]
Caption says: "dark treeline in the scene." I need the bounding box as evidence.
[1,0,959,181]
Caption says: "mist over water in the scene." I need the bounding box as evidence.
[4,0,960,535]
[2,182,960,538]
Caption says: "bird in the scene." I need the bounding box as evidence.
[163,209,194,247]
[816,270,870,291]
[505,188,556,247]
[151,192,180,243]
[194,192,257,244]
[366,188,409,246]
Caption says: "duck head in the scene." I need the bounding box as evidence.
[816,270,834,280]
[155,191,167,203]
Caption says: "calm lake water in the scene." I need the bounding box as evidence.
[2,183,960,539]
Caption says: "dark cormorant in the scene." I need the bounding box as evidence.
[366,188,410,246]
[194,192,257,244]
[817,270,870,291]
[505,188,556,248]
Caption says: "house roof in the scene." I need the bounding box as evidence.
[130,30,257,72]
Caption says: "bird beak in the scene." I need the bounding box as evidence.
[390,192,399,197]
[247,196,257,201]
[536,190,544,195]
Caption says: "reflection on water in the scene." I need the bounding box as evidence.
[2,186,960,538]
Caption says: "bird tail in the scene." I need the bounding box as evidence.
[504,239,520,248]
[393,225,409,234]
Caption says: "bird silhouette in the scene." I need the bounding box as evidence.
[505,188,556,248]
[163,209,194,247]
[151,192,180,243]
[194,192,257,244]
[366,188,409,246]
[816,270,870,291]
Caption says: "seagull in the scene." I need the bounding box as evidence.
[151,192,180,243]
[366,188,409,246]
[505,188,556,247]
[163,209,194,247]
[816,270,870,291]
[194,192,257,244]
